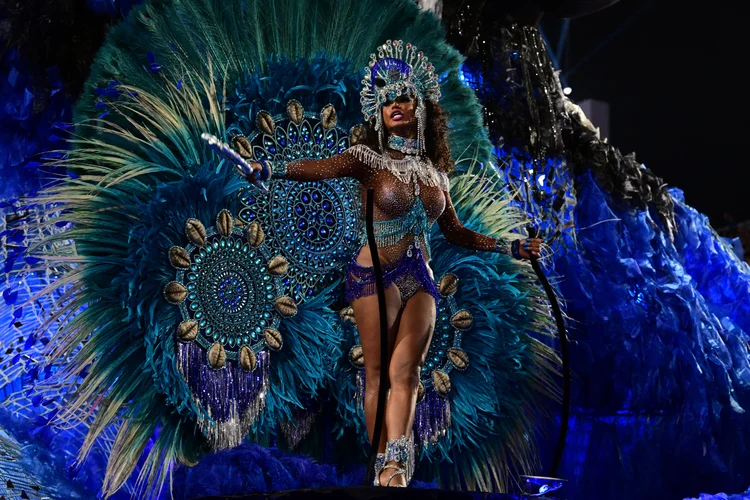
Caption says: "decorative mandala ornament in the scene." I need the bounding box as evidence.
[237,102,363,303]
[165,209,292,450]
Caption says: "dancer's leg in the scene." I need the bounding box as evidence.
[350,283,403,455]
[381,290,436,486]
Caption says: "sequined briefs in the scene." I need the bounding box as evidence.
[345,246,439,306]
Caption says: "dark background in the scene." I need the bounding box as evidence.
[1,0,747,226]
[547,0,750,227]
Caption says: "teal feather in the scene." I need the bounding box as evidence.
[328,319,368,444]
[252,281,343,431]
[19,0,531,496]
[423,167,559,491]
[76,0,491,165]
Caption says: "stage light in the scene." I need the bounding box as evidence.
[563,87,573,95]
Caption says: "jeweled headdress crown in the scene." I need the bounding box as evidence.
[360,40,441,154]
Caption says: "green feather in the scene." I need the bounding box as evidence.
[21,0,526,496]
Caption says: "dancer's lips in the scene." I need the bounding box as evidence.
[390,109,403,120]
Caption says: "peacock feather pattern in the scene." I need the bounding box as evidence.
[14,0,558,497]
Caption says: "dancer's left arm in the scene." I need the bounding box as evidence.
[437,189,541,260]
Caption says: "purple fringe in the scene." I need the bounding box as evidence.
[177,341,268,424]
[345,247,439,306]
[413,389,451,447]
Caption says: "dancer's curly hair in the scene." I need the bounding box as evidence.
[364,99,455,175]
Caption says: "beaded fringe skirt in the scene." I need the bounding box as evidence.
[345,247,440,307]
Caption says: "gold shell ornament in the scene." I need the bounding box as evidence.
[451,309,473,330]
[340,306,356,325]
[185,218,207,247]
[264,328,283,351]
[164,281,187,304]
[417,381,426,403]
[439,273,459,296]
[217,209,233,237]
[231,135,253,158]
[208,343,227,369]
[349,124,366,145]
[274,296,297,317]
[448,348,469,370]
[287,100,304,125]
[256,111,275,135]
[239,345,258,371]
[321,104,337,129]
[432,370,451,395]
[246,223,265,247]
[349,345,364,368]
[169,246,191,269]
[268,255,289,276]
[176,321,199,342]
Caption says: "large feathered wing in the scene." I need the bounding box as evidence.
[21,0,499,497]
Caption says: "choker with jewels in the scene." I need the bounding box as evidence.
[388,134,420,155]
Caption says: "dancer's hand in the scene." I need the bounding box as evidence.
[517,237,542,259]
[235,161,263,183]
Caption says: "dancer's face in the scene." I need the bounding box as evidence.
[382,94,417,137]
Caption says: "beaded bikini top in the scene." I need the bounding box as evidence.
[348,144,448,258]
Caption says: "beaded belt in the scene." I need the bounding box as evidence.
[345,246,439,306]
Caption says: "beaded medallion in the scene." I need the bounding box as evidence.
[237,103,364,302]
[164,209,296,449]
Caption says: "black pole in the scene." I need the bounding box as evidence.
[526,226,571,478]
[363,188,391,486]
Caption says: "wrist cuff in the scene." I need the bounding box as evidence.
[257,158,271,181]
[511,239,522,259]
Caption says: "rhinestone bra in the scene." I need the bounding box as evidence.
[348,144,447,259]
[369,196,432,257]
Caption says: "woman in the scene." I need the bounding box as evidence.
[238,40,542,487]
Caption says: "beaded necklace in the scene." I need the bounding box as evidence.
[388,134,420,155]
[348,144,447,196]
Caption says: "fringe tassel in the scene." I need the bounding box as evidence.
[177,342,269,450]
[348,144,448,190]
[414,389,451,448]
[279,405,320,449]
[355,369,365,411]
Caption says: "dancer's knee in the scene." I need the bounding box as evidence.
[389,360,421,392]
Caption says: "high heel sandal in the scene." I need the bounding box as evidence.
[372,453,386,486]
[378,435,414,487]
[381,463,407,487]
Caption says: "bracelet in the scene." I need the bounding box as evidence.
[257,158,271,181]
[511,239,522,259]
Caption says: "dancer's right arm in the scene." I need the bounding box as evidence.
[239,149,367,183]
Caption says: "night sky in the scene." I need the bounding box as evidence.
[547,0,749,227]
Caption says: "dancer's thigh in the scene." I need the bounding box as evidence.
[390,290,436,378]
[350,284,403,372]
